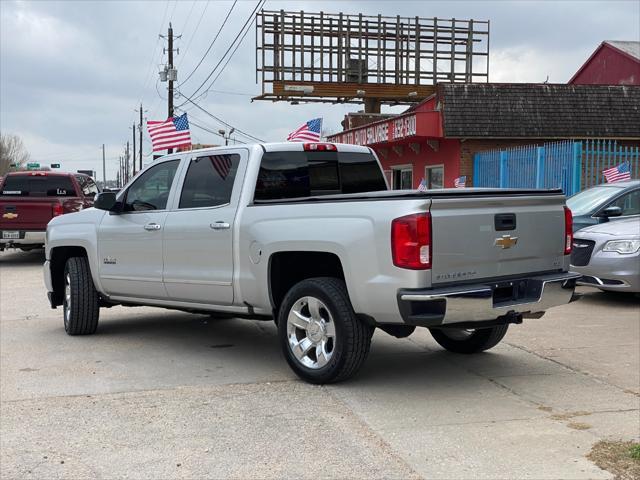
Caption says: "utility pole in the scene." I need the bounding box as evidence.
[102,144,106,186]
[125,142,130,183]
[160,23,180,154]
[132,123,136,176]
[139,104,143,171]
[166,23,175,155]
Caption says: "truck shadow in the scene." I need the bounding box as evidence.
[89,311,524,385]
[0,249,45,266]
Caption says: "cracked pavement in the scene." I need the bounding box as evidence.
[1,249,638,479]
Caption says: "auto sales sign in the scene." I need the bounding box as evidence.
[328,114,417,146]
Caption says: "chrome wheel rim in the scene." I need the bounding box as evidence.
[441,328,475,341]
[286,296,336,369]
[63,273,71,327]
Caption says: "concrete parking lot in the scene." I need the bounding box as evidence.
[1,249,638,479]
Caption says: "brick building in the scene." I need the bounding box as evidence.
[327,84,640,188]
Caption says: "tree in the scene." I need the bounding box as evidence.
[0,133,30,175]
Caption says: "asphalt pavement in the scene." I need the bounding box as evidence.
[1,249,638,479]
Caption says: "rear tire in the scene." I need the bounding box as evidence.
[63,257,100,335]
[429,325,508,354]
[278,277,373,384]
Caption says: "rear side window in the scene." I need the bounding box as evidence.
[179,154,240,209]
[0,175,76,197]
[255,151,387,200]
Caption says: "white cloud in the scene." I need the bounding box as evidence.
[489,46,588,83]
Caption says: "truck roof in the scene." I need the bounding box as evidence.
[158,142,373,160]
[3,171,86,177]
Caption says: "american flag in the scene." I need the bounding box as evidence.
[211,155,233,180]
[602,162,631,183]
[147,113,192,152]
[417,178,428,192]
[454,176,467,188]
[287,118,322,142]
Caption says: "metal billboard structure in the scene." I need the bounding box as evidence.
[254,10,490,111]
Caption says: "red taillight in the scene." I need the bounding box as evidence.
[52,203,64,217]
[564,206,573,255]
[303,143,337,151]
[391,213,432,270]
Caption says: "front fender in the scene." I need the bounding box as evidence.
[46,210,105,294]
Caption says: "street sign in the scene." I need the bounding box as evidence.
[26,162,40,170]
[50,163,61,169]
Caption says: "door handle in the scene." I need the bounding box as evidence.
[144,223,161,231]
[210,221,230,230]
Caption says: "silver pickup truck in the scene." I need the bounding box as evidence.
[44,142,579,383]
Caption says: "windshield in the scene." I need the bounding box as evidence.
[567,185,623,216]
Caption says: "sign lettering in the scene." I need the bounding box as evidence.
[328,114,417,145]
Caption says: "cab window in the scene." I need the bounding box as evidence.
[179,154,240,209]
[124,160,179,211]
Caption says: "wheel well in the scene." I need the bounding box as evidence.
[269,251,345,314]
[50,246,88,306]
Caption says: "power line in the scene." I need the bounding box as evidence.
[202,89,255,97]
[179,0,198,35]
[134,1,171,111]
[178,92,264,142]
[188,118,247,145]
[174,107,247,144]
[192,6,259,103]
[177,0,211,69]
[178,0,238,87]
[179,0,263,103]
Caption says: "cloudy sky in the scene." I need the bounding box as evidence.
[1,0,638,180]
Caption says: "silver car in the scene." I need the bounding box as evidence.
[571,217,640,292]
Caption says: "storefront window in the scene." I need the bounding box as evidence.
[392,167,413,190]
[426,165,444,189]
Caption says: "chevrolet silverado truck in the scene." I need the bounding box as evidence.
[1,171,99,251]
[44,143,579,383]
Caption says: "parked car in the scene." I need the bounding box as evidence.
[571,217,640,293]
[44,143,579,383]
[566,180,639,232]
[0,171,100,251]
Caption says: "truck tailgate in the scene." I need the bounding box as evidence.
[0,199,59,230]
[430,193,567,284]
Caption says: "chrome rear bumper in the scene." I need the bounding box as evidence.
[397,272,581,327]
[0,231,46,247]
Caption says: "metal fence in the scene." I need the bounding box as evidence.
[473,140,639,195]
[582,139,640,188]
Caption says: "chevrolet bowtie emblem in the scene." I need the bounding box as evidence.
[494,235,518,249]
[2,212,18,219]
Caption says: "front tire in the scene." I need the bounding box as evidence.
[278,277,373,384]
[63,257,100,335]
[429,325,508,354]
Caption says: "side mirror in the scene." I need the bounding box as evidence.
[94,192,118,211]
[599,205,623,219]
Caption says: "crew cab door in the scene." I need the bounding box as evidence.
[162,151,245,305]
[97,159,181,299]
